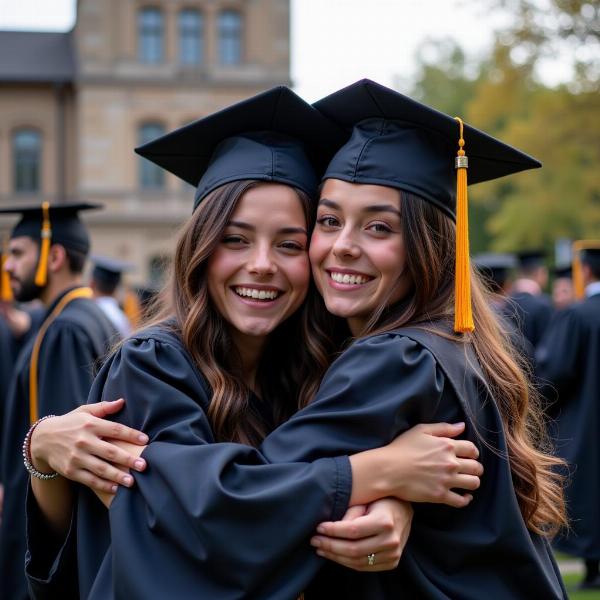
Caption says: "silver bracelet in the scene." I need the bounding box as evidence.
[22,415,60,480]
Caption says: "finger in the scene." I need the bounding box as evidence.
[441,491,473,508]
[96,440,146,471]
[450,474,480,491]
[417,422,465,438]
[315,549,399,572]
[91,419,148,445]
[342,504,368,521]
[312,530,402,557]
[452,439,479,459]
[456,458,484,477]
[73,469,120,494]
[317,513,390,539]
[83,456,135,487]
[80,399,125,418]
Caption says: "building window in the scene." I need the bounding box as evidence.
[179,9,203,65]
[218,10,242,65]
[138,123,165,189]
[13,129,41,193]
[138,7,164,63]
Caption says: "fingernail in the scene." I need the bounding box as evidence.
[316,525,326,534]
[310,537,321,548]
[111,485,118,493]
[454,422,465,427]
[316,550,325,557]
[122,475,133,486]
[134,459,146,470]
[138,434,148,443]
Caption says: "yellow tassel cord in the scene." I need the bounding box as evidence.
[34,201,52,287]
[122,289,142,329]
[29,287,94,424]
[453,117,474,333]
[572,240,600,301]
[1,239,13,302]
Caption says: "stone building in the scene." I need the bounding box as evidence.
[0,0,290,286]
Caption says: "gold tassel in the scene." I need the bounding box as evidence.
[34,201,52,287]
[1,239,13,302]
[572,249,584,301]
[453,117,474,333]
[123,288,142,329]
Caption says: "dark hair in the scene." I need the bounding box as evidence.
[145,180,340,446]
[93,277,118,296]
[363,190,567,536]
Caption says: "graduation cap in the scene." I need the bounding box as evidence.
[516,250,546,270]
[474,253,516,292]
[572,240,600,299]
[313,79,541,333]
[0,202,101,287]
[91,255,135,288]
[135,86,348,211]
[553,265,572,279]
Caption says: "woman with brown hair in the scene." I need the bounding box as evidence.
[25,87,482,599]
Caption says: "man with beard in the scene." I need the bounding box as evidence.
[0,202,118,600]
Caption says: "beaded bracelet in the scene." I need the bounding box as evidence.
[22,415,60,480]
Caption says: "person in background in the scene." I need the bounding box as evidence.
[0,203,118,600]
[507,249,554,349]
[473,252,516,312]
[89,256,134,338]
[536,242,600,590]
[551,265,574,311]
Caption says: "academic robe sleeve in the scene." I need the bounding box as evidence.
[103,336,351,600]
[110,333,443,599]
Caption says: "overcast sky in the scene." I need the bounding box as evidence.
[0,0,567,101]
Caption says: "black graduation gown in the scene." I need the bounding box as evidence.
[25,325,350,600]
[0,319,17,438]
[26,324,566,599]
[0,288,117,600]
[506,291,554,349]
[536,293,600,559]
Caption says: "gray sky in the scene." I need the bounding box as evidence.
[0,0,568,101]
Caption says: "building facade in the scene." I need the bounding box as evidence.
[0,0,290,286]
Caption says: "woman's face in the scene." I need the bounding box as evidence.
[207,183,310,341]
[309,179,410,335]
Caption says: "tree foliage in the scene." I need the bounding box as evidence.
[409,2,600,253]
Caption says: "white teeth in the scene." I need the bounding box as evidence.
[234,287,279,300]
[330,272,369,285]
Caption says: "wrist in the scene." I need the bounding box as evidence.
[26,417,57,476]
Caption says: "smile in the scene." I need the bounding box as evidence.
[328,271,372,286]
[233,286,281,301]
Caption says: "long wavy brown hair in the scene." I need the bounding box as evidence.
[363,190,566,536]
[147,180,340,447]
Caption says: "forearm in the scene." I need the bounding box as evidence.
[30,476,74,536]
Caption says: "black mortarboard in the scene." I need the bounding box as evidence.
[516,250,546,270]
[0,202,101,287]
[91,256,135,288]
[314,79,540,333]
[0,202,100,253]
[474,253,516,293]
[135,86,348,211]
[314,79,541,219]
[553,265,572,279]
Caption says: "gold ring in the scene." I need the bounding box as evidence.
[367,553,376,566]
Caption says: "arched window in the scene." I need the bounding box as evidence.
[138,123,165,189]
[179,9,203,65]
[218,10,242,65]
[13,129,41,193]
[138,7,164,63]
